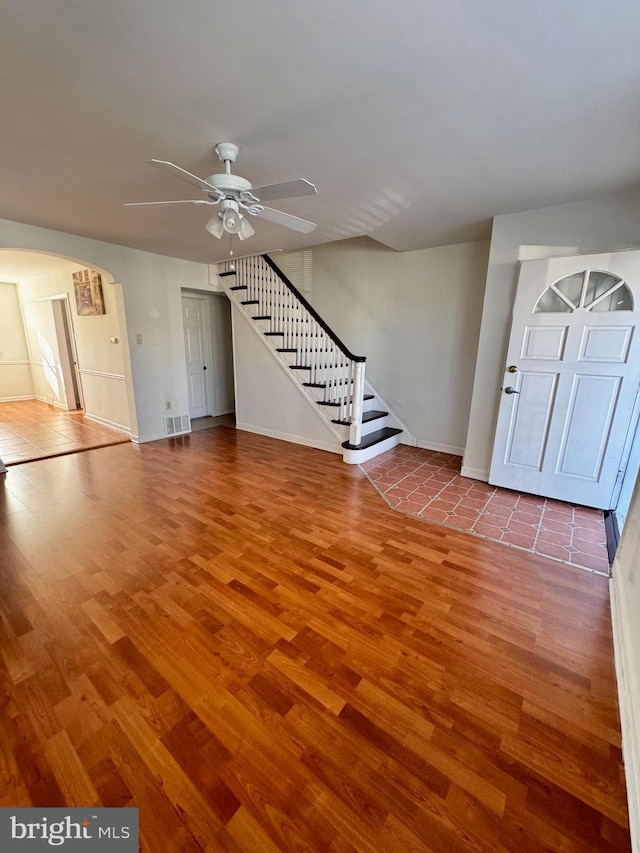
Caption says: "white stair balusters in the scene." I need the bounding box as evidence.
[222,255,366,435]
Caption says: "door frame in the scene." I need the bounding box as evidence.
[51,295,84,410]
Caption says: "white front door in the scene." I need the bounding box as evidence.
[489,251,640,509]
[182,296,210,419]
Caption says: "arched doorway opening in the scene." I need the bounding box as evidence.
[0,249,134,467]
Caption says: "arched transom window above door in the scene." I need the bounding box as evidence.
[534,270,634,314]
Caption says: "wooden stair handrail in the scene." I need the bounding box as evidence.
[262,254,366,363]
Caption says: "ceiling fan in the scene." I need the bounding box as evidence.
[125,143,317,241]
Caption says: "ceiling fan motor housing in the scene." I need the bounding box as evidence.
[205,173,252,197]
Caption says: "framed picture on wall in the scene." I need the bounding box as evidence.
[72,268,106,315]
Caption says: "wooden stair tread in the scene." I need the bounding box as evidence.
[318,394,374,408]
[332,410,388,426]
[341,426,402,450]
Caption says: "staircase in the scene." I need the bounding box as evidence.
[218,254,402,463]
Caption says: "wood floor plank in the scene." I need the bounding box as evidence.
[0,429,631,850]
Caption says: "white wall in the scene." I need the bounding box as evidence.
[0,218,217,442]
[0,281,33,400]
[611,473,640,850]
[232,305,340,454]
[309,237,490,454]
[464,187,640,479]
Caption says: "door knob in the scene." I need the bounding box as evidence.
[504,386,520,395]
[507,365,518,373]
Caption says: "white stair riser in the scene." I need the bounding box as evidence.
[342,432,401,464]
[361,415,388,437]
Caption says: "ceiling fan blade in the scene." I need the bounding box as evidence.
[257,206,316,233]
[148,159,223,195]
[124,199,217,207]
[250,178,317,202]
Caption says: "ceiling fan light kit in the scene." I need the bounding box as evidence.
[125,142,317,244]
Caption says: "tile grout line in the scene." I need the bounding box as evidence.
[360,449,610,576]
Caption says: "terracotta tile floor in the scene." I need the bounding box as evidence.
[0,399,130,466]
[362,445,610,575]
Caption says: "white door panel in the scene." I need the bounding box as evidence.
[503,372,557,470]
[578,326,633,362]
[182,295,211,419]
[186,325,204,363]
[489,250,640,508]
[521,326,567,360]
[188,374,207,411]
[555,375,620,480]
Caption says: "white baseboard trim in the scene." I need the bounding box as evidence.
[131,431,172,444]
[610,576,640,852]
[0,395,36,403]
[416,439,464,456]
[460,465,490,482]
[236,421,341,455]
[84,413,130,434]
[35,394,66,410]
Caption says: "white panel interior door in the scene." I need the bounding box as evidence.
[182,296,211,419]
[489,251,640,508]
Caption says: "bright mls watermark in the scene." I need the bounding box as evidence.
[0,809,138,850]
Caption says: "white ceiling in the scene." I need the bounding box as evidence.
[2,0,640,264]
[0,251,77,281]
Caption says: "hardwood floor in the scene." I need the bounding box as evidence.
[0,428,630,851]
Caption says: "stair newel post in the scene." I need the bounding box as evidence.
[343,356,350,423]
[349,360,366,447]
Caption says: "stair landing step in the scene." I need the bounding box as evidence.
[342,427,402,451]
[332,410,387,426]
